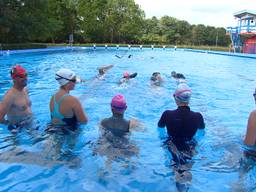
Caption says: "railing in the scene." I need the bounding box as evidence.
[226,27,238,34]
[227,26,256,34]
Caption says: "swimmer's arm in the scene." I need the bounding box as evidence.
[0,103,9,125]
[198,113,205,129]
[129,118,145,132]
[73,98,88,124]
[158,111,167,128]
[106,64,114,69]
[24,87,29,94]
[76,76,86,83]
[99,119,108,134]
[0,92,13,124]
[98,64,113,70]
[244,110,256,146]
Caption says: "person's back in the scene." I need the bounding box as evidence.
[158,106,204,150]
[101,114,130,137]
[158,83,204,151]
[50,68,88,130]
[50,92,78,127]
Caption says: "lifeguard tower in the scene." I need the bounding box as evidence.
[226,10,256,54]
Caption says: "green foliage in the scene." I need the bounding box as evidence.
[0,0,230,47]
[2,43,47,50]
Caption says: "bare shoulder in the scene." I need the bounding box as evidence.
[65,95,81,105]
[0,88,16,109]
[4,88,14,96]
[249,110,256,123]
[251,110,256,116]
[3,88,15,100]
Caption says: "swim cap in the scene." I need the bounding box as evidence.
[10,65,27,79]
[111,94,127,113]
[174,83,192,103]
[55,68,76,86]
[123,71,130,78]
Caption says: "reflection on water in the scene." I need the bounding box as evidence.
[161,138,197,192]
[0,124,83,169]
[94,126,139,177]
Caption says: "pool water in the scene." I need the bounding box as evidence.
[0,47,256,192]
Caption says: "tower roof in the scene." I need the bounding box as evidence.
[234,10,256,18]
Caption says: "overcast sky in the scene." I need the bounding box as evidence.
[134,0,256,28]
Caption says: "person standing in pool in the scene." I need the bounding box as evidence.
[49,68,88,129]
[97,94,141,173]
[0,65,33,130]
[244,88,256,146]
[158,83,205,160]
[158,83,204,191]
[100,94,140,135]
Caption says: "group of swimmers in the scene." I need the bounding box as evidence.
[0,64,255,164]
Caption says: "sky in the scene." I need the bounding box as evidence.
[134,0,256,28]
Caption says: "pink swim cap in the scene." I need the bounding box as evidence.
[111,94,127,113]
[123,71,129,78]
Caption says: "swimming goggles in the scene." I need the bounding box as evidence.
[55,74,76,83]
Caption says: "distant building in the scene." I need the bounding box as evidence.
[226,10,256,54]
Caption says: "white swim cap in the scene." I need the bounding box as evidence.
[174,83,192,103]
[55,68,76,86]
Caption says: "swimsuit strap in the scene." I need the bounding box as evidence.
[51,93,69,123]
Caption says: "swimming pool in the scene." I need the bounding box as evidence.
[0,47,255,192]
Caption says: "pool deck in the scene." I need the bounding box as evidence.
[1,46,256,59]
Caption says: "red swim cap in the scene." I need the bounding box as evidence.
[10,65,27,79]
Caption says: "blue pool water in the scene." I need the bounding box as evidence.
[0,47,256,191]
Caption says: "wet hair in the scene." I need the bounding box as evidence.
[152,72,160,76]
[171,71,185,79]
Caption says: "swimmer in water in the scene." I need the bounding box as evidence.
[115,55,122,59]
[100,94,140,136]
[97,64,114,77]
[76,64,114,83]
[119,71,138,84]
[171,71,186,84]
[150,72,164,86]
